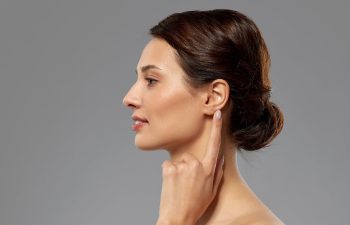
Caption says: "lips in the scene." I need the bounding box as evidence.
[132,114,148,123]
[131,114,148,131]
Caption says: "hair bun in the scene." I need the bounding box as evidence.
[234,101,284,151]
[150,9,284,151]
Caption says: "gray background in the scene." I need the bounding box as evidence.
[0,0,349,224]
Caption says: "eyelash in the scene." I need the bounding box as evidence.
[145,77,158,86]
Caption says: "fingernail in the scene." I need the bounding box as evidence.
[214,110,221,120]
[221,157,225,168]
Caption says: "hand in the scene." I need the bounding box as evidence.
[157,110,225,225]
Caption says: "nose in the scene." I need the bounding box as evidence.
[122,84,141,109]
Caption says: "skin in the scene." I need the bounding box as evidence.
[123,38,284,225]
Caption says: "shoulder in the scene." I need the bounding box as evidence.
[227,210,285,225]
[228,219,284,225]
[240,221,284,225]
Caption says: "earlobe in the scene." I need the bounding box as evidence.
[202,79,230,116]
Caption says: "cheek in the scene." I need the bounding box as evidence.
[150,92,203,144]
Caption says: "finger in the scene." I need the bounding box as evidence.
[162,159,174,169]
[202,110,222,173]
[179,152,197,163]
[160,160,176,204]
[179,152,202,175]
[212,156,224,195]
[162,160,177,176]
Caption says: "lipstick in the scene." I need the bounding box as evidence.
[132,121,147,131]
[131,114,148,131]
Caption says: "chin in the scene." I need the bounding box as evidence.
[134,139,161,151]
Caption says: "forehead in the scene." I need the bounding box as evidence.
[136,38,180,72]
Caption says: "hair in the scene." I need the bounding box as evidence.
[150,9,284,151]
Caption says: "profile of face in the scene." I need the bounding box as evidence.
[123,38,207,151]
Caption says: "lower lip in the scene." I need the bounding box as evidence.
[132,122,148,131]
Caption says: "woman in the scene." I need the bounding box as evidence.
[123,9,284,225]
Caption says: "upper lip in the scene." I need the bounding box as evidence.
[132,114,148,122]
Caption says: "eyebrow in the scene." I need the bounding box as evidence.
[135,65,162,75]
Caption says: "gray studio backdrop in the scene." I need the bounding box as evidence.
[0,0,349,225]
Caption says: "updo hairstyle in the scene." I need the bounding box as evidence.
[150,9,284,151]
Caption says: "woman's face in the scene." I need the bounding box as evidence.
[123,38,206,151]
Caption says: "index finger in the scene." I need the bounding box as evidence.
[202,110,223,172]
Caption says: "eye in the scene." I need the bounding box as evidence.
[145,78,158,86]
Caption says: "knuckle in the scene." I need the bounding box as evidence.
[162,163,177,176]
[182,152,196,162]
[189,159,200,169]
[177,163,187,172]
[161,160,171,168]
[162,160,176,176]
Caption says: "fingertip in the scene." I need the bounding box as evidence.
[161,160,172,168]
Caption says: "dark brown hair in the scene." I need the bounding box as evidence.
[150,9,284,151]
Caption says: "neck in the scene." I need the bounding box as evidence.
[165,123,254,224]
[166,115,228,162]
[196,144,247,224]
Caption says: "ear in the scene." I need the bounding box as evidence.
[201,79,230,116]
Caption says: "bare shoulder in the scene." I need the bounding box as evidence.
[243,221,284,225]
[240,220,285,225]
[228,218,284,225]
[227,209,285,225]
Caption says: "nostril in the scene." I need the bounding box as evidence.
[122,96,133,108]
[127,103,135,108]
